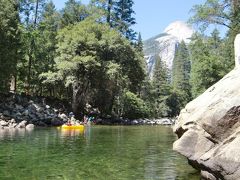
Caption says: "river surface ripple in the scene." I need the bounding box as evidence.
[0,126,199,180]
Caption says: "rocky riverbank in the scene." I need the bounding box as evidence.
[0,93,70,129]
[0,93,175,130]
[95,117,175,125]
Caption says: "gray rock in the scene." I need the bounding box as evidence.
[36,107,44,113]
[26,124,34,130]
[155,118,173,125]
[9,123,18,128]
[15,104,23,110]
[3,110,10,116]
[131,120,139,125]
[58,113,68,121]
[10,119,15,123]
[36,112,45,120]
[15,112,22,117]
[28,113,36,119]
[28,104,36,113]
[22,110,29,116]
[147,120,155,125]
[201,171,217,180]
[16,120,27,129]
[0,120,8,126]
[173,35,240,180]
[37,121,47,127]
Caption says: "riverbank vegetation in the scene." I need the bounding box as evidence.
[0,0,239,120]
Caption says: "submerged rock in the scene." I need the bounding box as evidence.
[173,34,240,180]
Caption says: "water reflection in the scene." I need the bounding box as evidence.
[0,128,33,140]
[59,128,84,137]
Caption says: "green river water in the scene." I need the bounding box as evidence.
[0,126,200,180]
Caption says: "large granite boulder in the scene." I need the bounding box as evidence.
[173,35,240,180]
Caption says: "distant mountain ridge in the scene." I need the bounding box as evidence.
[143,21,194,78]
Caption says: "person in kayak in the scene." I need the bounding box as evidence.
[83,115,88,124]
[67,112,76,125]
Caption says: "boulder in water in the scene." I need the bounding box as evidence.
[173,34,240,180]
[26,124,35,130]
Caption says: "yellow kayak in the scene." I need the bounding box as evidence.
[61,124,85,130]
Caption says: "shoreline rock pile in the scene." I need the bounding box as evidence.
[0,93,68,129]
[0,93,175,129]
[95,117,175,125]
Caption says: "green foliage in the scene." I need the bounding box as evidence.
[89,0,113,25]
[113,0,136,40]
[189,0,240,33]
[166,89,186,117]
[189,0,231,30]
[89,0,137,40]
[17,0,47,93]
[60,0,89,28]
[17,0,60,95]
[122,91,150,119]
[189,0,239,76]
[0,0,20,92]
[151,55,171,117]
[172,41,191,108]
[135,32,143,53]
[43,19,145,116]
[189,31,226,98]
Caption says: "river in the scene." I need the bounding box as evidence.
[0,126,199,180]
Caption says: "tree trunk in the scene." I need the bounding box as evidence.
[72,80,90,118]
[107,0,112,26]
[232,0,240,14]
[27,0,39,95]
[10,75,16,93]
[27,49,33,94]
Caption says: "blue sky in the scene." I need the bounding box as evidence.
[52,0,226,40]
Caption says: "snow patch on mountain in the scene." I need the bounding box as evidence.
[144,21,194,78]
[163,21,194,43]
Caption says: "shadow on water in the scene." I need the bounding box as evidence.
[0,126,200,180]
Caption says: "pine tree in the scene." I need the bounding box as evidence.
[0,0,20,92]
[189,0,240,73]
[113,0,136,40]
[189,30,225,98]
[60,0,89,28]
[135,32,143,53]
[189,33,208,97]
[18,0,47,94]
[172,41,191,93]
[152,55,171,117]
[172,41,191,107]
[89,0,113,25]
[34,1,60,95]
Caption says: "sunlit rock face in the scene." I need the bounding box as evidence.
[234,34,240,67]
[143,21,194,78]
[173,34,240,180]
